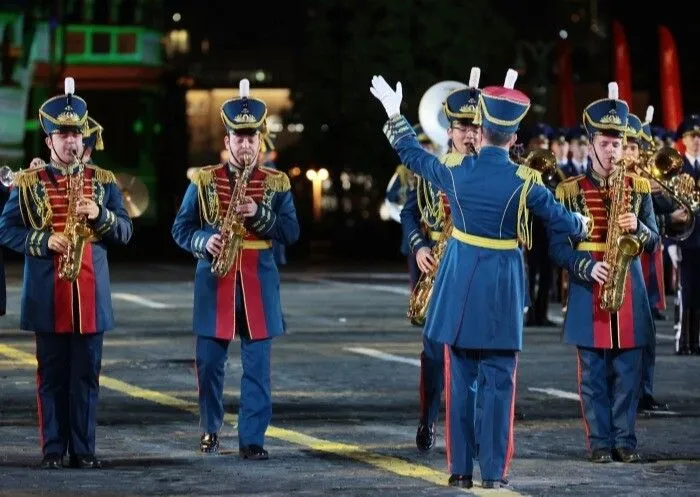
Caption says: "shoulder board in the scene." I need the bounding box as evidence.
[189,164,223,186]
[625,172,651,194]
[555,175,583,203]
[439,152,466,168]
[12,165,48,188]
[85,164,116,184]
[515,165,544,186]
[259,166,291,192]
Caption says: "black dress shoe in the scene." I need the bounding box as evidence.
[448,474,473,488]
[588,449,613,463]
[68,454,102,469]
[40,454,63,469]
[482,479,509,489]
[415,422,436,452]
[676,346,691,355]
[612,447,641,463]
[200,433,219,453]
[239,445,269,460]
[637,395,669,412]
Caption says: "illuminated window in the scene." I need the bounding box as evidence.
[117,33,137,54]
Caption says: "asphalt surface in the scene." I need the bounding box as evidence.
[1,262,699,496]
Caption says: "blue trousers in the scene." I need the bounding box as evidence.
[196,335,272,448]
[447,348,517,481]
[576,347,642,451]
[419,334,444,426]
[641,325,656,398]
[35,332,103,456]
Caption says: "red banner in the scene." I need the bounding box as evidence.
[556,38,576,127]
[612,21,633,108]
[659,25,684,133]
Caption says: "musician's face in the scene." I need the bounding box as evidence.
[448,123,480,154]
[46,131,83,165]
[225,132,260,166]
[623,141,639,159]
[682,132,700,156]
[590,134,623,176]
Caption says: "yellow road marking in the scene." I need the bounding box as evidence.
[0,343,524,496]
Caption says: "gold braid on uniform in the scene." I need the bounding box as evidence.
[14,168,52,230]
[86,165,116,184]
[416,177,443,229]
[555,176,593,239]
[515,165,544,249]
[190,166,220,226]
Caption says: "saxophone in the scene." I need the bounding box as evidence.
[210,152,256,277]
[407,216,452,326]
[58,152,93,282]
[599,161,643,312]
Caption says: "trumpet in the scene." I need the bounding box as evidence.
[0,165,17,187]
[633,146,697,241]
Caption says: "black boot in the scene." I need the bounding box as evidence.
[40,454,63,470]
[415,422,436,452]
[239,445,269,460]
[637,394,669,412]
[68,454,102,469]
[448,474,473,488]
[200,433,219,453]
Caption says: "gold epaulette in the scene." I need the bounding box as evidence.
[439,152,465,168]
[626,172,651,194]
[555,175,583,205]
[189,164,222,186]
[12,165,47,189]
[515,165,544,186]
[259,166,291,192]
[86,164,116,184]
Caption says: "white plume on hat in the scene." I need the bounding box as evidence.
[608,82,619,100]
[64,77,75,95]
[468,67,481,89]
[645,105,654,124]
[239,79,250,98]
[504,69,518,90]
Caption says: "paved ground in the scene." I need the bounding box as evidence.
[1,262,699,496]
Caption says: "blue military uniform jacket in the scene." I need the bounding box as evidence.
[0,163,133,333]
[389,128,584,350]
[679,157,700,249]
[171,163,299,341]
[550,171,658,348]
[0,184,7,316]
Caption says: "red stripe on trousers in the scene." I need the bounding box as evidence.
[502,353,519,480]
[443,345,452,474]
[654,247,666,310]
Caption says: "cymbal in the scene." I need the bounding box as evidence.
[115,173,149,218]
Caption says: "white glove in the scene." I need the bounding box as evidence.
[370,75,403,118]
[574,212,590,234]
[668,244,680,266]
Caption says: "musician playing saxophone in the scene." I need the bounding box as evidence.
[171,79,299,459]
[372,69,587,489]
[401,68,482,454]
[549,84,659,464]
[0,78,132,469]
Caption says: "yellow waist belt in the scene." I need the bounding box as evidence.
[576,242,606,252]
[430,231,442,241]
[242,240,273,250]
[451,228,518,250]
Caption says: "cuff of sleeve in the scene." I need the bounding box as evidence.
[92,206,117,235]
[408,230,430,253]
[635,221,651,245]
[575,257,594,282]
[383,114,416,148]
[26,229,50,257]
[249,203,277,235]
[191,230,212,260]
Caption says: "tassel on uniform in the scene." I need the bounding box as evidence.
[515,166,543,250]
[555,178,580,209]
[632,175,651,193]
[13,170,40,189]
